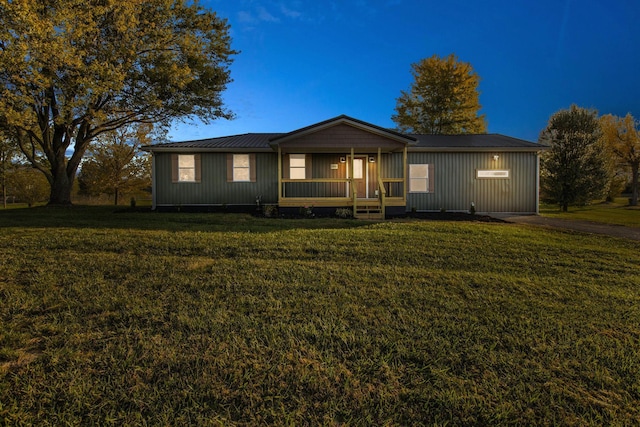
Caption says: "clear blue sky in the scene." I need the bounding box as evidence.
[168,0,640,143]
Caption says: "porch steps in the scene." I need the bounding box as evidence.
[354,202,384,220]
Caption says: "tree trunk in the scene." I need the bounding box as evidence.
[562,202,568,212]
[48,161,74,205]
[114,187,119,206]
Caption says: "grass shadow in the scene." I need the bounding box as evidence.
[0,205,380,233]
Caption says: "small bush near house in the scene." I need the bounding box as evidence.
[262,204,278,218]
[335,208,353,218]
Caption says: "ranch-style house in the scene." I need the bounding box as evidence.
[142,115,545,219]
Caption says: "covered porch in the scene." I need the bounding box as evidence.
[277,147,407,219]
[269,116,413,219]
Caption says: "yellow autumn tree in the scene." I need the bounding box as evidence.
[0,0,235,205]
[392,54,487,134]
[77,123,152,206]
[600,114,640,205]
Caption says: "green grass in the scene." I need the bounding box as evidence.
[1,207,639,425]
[541,197,640,228]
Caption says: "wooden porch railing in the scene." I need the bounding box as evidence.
[378,179,386,219]
[351,178,357,214]
[278,177,405,217]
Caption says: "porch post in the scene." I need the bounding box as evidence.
[278,146,282,202]
[350,147,356,213]
[403,146,408,204]
[377,147,382,184]
[378,147,385,219]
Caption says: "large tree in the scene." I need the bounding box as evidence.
[392,54,487,134]
[539,105,610,212]
[0,0,235,205]
[78,123,152,205]
[600,113,640,206]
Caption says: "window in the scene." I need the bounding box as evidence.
[178,155,196,182]
[172,154,201,183]
[477,170,510,179]
[410,164,429,192]
[352,158,363,179]
[233,154,250,182]
[289,154,306,180]
[227,154,256,182]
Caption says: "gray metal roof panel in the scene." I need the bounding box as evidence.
[410,134,544,150]
[142,133,283,151]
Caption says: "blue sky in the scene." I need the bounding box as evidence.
[168,0,640,143]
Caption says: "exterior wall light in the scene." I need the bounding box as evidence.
[493,155,500,161]
[340,156,346,163]
[369,156,376,163]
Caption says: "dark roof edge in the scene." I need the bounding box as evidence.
[408,146,546,153]
[140,146,274,153]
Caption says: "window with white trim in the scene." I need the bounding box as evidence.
[289,154,306,180]
[476,170,510,179]
[178,154,196,182]
[409,164,429,192]
[233,154,251,182]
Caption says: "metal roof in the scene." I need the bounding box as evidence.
[409,134,544,151]
[141,118,545,153]
[142,133,282,152]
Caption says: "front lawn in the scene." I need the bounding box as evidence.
[541,197,640,227]
[1,207,639,425]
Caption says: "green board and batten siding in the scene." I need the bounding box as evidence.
[407,151,539,213]
[154,152,279,206]
[145,116,543,213]
[153,150,539,213]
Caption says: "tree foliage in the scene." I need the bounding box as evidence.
[78,123,152,205]
[392,54,487,134]
[0,0,235,205]
[600,113,640,206]
[9,167,50,207]
[539,105,610,211]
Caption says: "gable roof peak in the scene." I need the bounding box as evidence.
[269,114,416,144]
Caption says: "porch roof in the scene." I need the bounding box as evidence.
[268,115,414,153]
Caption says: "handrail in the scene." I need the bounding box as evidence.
[378,180,386,219]
[379,177,405,202]
[351,179,357,214]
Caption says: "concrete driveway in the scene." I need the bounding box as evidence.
[492,214,640,242]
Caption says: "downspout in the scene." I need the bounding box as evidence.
[535,152,540,215]
[278,146,282,202]
[151,153,157,210]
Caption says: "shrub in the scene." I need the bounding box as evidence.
[335,208,353,219]
[263,204,278,218]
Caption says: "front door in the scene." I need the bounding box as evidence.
[347,156,368,198]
